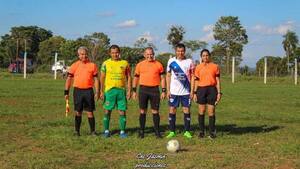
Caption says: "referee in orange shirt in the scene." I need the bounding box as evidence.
[64,46,100,136]
[132,47,166,138]
[193,49,222,139]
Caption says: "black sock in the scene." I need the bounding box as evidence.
[88,117,95,132]
[198,114,205,133]
[184,113,191,132]
[153,113,160,132]
[209,115,216,134]
[75,116,82,133]
[139,114,146,132]
[169,114,176,132]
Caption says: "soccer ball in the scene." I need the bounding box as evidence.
[166,139,180,153]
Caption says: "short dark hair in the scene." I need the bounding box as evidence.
[175,43,186,51]
[200,49,211,56]
[109,44,120,52]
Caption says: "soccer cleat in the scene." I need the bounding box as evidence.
[73,131,80,137]
[90,131,98,136]
[138,131,144,139]
[120,132,128,138]
[183,131,193,139]
[198,132,205,138]
[208,133,217,139]
[155,131,162,139]
[166,131,176,138]
[103,130,111,138]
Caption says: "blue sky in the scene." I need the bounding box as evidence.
[1,0,300,67]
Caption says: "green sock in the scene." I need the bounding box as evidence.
[103,114,110,131]
[119,115,126,131]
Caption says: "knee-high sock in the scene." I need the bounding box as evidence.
[198,114,205,133]
[169,114,176,132]
[209,115,216,134]
[119,115,126,131]
[88,117,95,132]
[75,116,82,132]
[153,113,160,132]
[184,113,191,132]
[103,114,110,131]
[139,114,146,132]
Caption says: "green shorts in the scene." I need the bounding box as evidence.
[103,88,127,111]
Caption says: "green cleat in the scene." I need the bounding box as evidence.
[183,131,193,139]
[166,131,176,138]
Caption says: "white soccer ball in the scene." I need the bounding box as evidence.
[166,139,180,153]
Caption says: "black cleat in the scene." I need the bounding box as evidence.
[74,131,80,137]
[198,132,205,139]
[155,131,162,139]
[208,133,217,139]
[90,131,98,136]
[138,131,144,139]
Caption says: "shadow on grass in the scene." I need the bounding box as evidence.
[110,124,282,136]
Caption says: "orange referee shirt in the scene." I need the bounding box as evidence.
[68,60,98,89]
[135,60,164,86]
[194,62,220,87]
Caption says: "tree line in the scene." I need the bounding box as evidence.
[0,16,298,75]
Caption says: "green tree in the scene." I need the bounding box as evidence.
[0,26,52,67]
[256,56,287,77]
[167,25,185,49]
[156,52,175,69]
[84,32,110,64]
[282,30,299,72]
[183,40,207,58]
[134,37,157,51]
[37,36,66,65]
[213,16,248,74]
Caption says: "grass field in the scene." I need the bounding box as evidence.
[0,73,299,169]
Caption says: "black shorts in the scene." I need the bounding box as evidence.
[196,86,217,105]
[73,87,95,112]
[139,85,160,110]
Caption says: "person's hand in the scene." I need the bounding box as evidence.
[126,90,131,100]
[166,91,171,100]
[193,94,197,102]
[64,94,69,100]
[215,93,222,105]
[160,92,166,100]
[132,92,137,100]
[100,91,104,100]
[94,92,99,101]
[189,93,194,100]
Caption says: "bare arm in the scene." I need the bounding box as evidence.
[94,75,100,100]
[100,72,105,100]
[215,76,222,104]
[126,68,132,100]
[64,76,73,100]
[166,72,171,99]
[132,76,139,100]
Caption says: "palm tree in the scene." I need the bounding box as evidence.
[282,31,299,73]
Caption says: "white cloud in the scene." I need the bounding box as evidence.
[252,21,295,35]
[115,20,137,28]
[200,24,215,42]
[138,31,155,42]
[202,24,214,32]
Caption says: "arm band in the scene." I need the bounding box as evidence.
[132,87,137,92]
[64,90,69,95]
[162,88,166,92]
